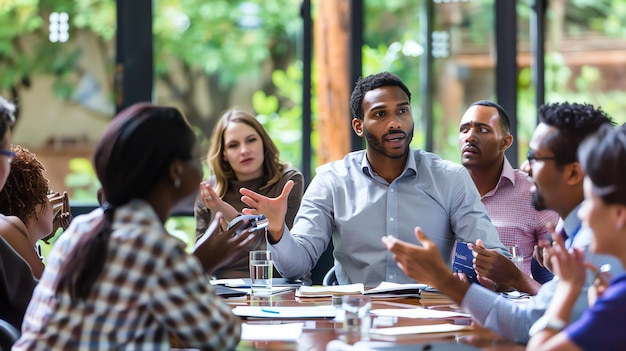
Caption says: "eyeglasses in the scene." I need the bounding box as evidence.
[0,150,16,164]
[527,150,558,165]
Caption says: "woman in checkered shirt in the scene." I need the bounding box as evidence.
[15,103,252,350]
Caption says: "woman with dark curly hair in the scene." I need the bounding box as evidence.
[0,96,38,330]
[0,146,71,278]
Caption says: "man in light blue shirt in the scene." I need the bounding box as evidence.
[383,102,622,343]
[240,72,507,286]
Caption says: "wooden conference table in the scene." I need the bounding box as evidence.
[225,288,525,351]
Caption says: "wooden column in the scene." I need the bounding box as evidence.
[314,0,351,165]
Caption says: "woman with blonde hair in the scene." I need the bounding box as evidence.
[195,109,304,278]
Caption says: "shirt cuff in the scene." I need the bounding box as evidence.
[461,283,500,324]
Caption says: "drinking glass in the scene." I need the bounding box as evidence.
[341,295,371,338]
[509,245,524,271]
[249,250,273,295]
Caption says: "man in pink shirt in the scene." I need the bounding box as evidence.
[458,100,559,294]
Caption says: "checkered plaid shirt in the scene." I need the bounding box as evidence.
[15,200,240,350]
[481,158,559,274]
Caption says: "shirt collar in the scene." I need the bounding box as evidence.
[483,156,515,198]
[556,202,583,238]
[360,150,417,179]
[500,156,516,185]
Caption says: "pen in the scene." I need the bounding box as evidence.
[261,308,280,314]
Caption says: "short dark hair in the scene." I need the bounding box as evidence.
[470,100,510,134]
[0,96,16,144]
[538,102,614,167]
[350,72,411,120]
[579,123,626,207]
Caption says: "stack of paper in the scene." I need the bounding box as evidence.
[369,323,472,336]
[370,307,470,319]
[364,282,427,296]
[210,278,302,287]
[296,283,365,297]
[296,282,428,298]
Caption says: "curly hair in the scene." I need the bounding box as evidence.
[0,145,49,222]
[538,102,614,167]
[350,72,411,120]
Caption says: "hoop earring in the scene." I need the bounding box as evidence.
[174,178,181,188]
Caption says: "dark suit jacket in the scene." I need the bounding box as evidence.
[0,236,37,330]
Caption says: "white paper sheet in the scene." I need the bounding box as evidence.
[370,308,470,319]
[296,283,365,297]
[369,323,472,336]
[211,278,247,286]
[365,282,428,295]
[241,322,304,341]
[231,286,295,295]
[232,305,337,318]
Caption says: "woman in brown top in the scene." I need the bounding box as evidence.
[195,109,304,278]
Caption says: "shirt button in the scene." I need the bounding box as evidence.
[388,275,394,279]
[390,189,395,192]
[389,217,394,222]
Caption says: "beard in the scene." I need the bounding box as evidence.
[531,189,548,211]
[363,125,414,160]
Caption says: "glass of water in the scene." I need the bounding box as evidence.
[249,250,273,295]
[508,245,524,272]
[341,295,371,338]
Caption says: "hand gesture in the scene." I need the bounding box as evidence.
[587,263,612,306]
[44,191,73,243]
[383,227,470,304]
[199,182,239,224]
[239,180,294,241]
[533,222,557,272]
[470,239,521,288]
[382,227,453,287]
[192,212,256,274]
[549,231,586,292]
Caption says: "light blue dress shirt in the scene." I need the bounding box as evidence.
[268,149,508,286]
[461,203,624,343]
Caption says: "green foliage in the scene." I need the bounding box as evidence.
[153,0,300,85]
[64,157,100,201]
[567,0,626,37]
[253,63,310,171]
[165,216,197,252]
[252,90,279,116]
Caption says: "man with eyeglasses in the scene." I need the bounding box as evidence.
[457,100,559,295]
[384,102,624,344]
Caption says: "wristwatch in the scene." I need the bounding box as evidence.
[529,316,567,337]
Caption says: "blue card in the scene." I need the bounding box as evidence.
[452,241,479,284]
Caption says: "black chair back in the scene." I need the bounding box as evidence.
[0,318,20,350]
